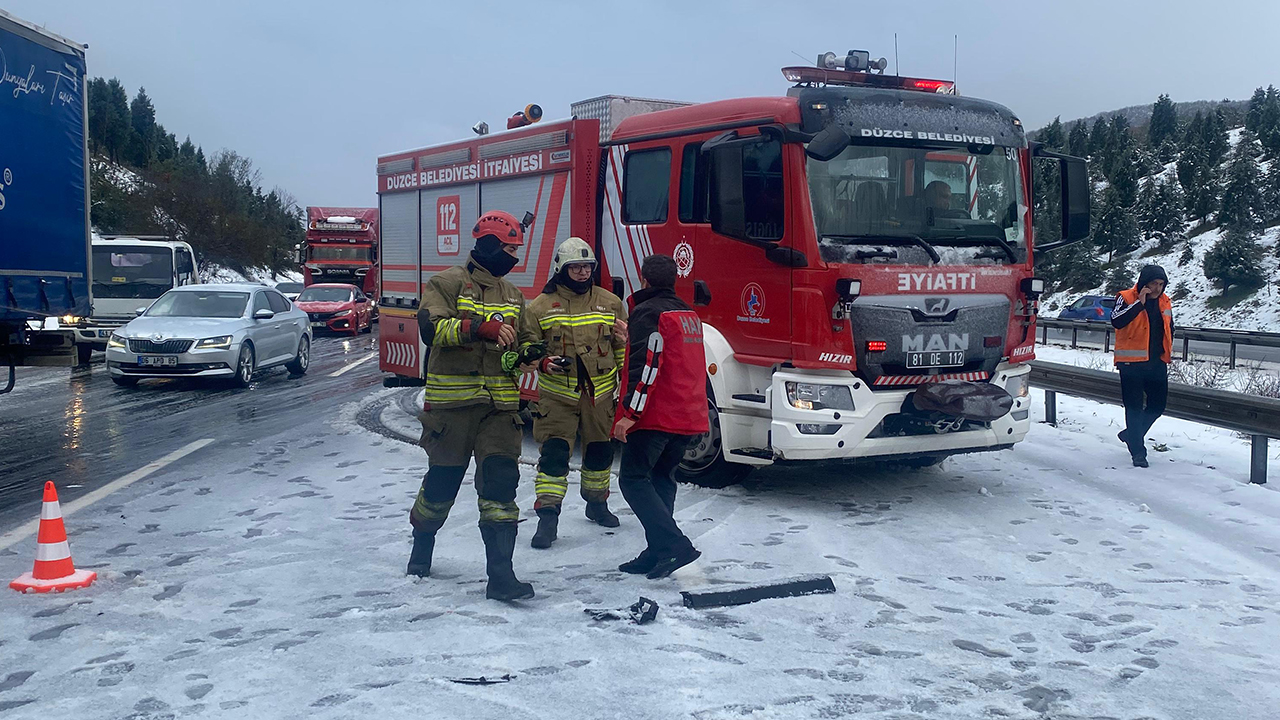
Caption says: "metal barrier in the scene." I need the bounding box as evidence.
[1037,317,1280,368]
[1029,360,1280,484]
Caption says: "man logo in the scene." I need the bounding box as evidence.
[923,297,950,315]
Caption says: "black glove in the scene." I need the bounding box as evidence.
[517,341,547,367]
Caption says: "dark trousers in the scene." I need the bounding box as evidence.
[1119,360,1168,459]
[617,430,695,557]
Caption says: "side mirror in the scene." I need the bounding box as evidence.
[805,125,851,162]
[765,245,808,267]
[1031,146,1092,252]
[135,307,147,316]
[253,309,275,320]
[611,276,625,298]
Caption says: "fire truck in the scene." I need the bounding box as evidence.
[301,207,380,300]
[375,52,1089,486]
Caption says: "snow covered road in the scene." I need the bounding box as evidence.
[2,388,1278,719]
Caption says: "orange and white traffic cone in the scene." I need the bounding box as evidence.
[9,481,96,594]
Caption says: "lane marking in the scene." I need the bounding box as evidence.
[330,352,378,377]
[0,438,215,552]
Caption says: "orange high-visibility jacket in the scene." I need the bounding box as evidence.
[1113,287,1172,365]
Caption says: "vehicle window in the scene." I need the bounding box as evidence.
[275,282,304,294]
[297,287,355,303]
[742,139,784,240]
[1069,298,1088,310]
[175,249,194,275]
[623,148,672,224]
[1101,298,1117,309]
[146,291,248,318]
[91,246,175,300]
[309,246,371,261]
[678,143,708,223]
[267,291,291,313]
[252,292,271,315]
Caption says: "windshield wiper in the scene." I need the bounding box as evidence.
[930,234,1019,263]
[823,234,941,264]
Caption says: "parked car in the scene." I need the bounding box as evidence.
[294,283,374,336]
[1057,294,1116,323]
[275,281,304,301]
[106,283,311,388]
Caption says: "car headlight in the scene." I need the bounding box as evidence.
[785,382,855,411]
[195,335,233,349]
[1005,374,1030,398]
[333,309,352,317]
[107,334,127,349]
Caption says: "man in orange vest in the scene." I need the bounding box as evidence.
[1111,264,1173,468]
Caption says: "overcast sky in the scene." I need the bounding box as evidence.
[10,0,1280,209]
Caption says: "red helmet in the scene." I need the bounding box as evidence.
[472,210,524,246]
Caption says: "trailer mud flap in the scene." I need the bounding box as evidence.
[378,309,422,378]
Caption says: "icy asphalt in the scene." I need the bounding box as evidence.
[1,340,1279,719]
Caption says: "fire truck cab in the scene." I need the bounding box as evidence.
[376,55,1089,485]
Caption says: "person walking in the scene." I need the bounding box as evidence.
[612,255,709,579]
[524,238,629,548]
[1111,264,1173,468]
[406,209,542,601]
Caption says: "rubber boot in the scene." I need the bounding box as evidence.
[479,522,534,601]
[530,507,559,549]
[406,528,435,578]
[585,501,620,528]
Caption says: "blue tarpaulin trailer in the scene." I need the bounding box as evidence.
[0,9,89,388]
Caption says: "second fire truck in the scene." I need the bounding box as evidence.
[375,53,1089,485]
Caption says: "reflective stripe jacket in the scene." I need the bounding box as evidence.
[526,284,627,401]
[416,261,539,411]
[1111,287,1173,365]
[616,287,709,436]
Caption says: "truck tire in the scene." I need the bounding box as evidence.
[285,336,310,375]
[676,397,752,489]
[76,343,93,367]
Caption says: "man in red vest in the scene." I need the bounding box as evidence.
[1111,264,1173,468]
[612,255,710,579]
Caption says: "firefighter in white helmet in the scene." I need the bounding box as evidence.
[523,237,629,548]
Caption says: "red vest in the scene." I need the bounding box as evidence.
[619,309,710,436]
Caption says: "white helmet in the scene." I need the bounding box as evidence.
[552,237,597,274]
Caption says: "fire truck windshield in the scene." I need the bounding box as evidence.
[807,143,1027,267]
[309,245,370,262]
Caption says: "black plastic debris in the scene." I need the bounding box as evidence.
[584,596,659,625]
[680,575,836,609]
[447,674,514,685]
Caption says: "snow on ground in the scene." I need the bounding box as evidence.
[2,390,1279,719]
[199,264,303,287]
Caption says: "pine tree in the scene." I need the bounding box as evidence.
[1201,108,1230,167]
[1149,94,1178,149]
[1088,117,1110,158]
[1203,228,1265,295]
[1140,177,1184,243]
[1039,117,1066,150]
[103,78,131,163]
[1067,120,1089,158]
[128,87,157,168]
[1262,159,1280,225]
[1246,87,1267,133]
[1110,150,1139,207]
[1104,263,1133,294]
[1054,241,1105,292]
[87,78,108,155]
[1218,130,1264,232]
[1094,187,1141,259]
[1262,86,1280,159]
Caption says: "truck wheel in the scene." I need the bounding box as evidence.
[676,399,752,489]
[76,344,93,367]
[285,336,310,375]
[112,375,138,388]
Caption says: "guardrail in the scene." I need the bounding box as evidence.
[1028,360,1280,484]
[1036,317,1280,367]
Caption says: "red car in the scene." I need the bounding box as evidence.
[294,283,374,336]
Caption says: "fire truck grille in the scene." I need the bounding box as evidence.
[848,295,1010,386]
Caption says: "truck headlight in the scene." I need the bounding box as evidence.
[61,315,84,326]
[785,382,855,411]
[195,335,233,349]
[107,334,127,349]
[1005,374,1030,398]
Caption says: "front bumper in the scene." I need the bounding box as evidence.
[106,343,238,378]
[75,323,128,350]
[754,363,1032,462]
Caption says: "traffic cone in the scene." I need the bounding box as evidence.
[9,481,96,594]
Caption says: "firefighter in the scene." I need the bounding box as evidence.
[524,237,629,548]
[406,209,542,601]
[1111,264,1173,468]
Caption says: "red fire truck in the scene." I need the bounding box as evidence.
[302,207,380,300]
[376,54,1089,486]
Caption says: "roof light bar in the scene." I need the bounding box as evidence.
[783,66,956,95]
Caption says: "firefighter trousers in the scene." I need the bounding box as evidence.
[411,402,523,532]
[532,390,616,511]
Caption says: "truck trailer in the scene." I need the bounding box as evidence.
[0,10,90,393]
[375,57,1089,485]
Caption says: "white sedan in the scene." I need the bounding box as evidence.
[106,283,311,388]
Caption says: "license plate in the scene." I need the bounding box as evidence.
[311,321,326,328]
[906,351,964,369]
[137,355,178,367]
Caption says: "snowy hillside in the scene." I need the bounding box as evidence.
[200,264,302,287]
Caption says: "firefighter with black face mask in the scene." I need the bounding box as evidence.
[406,209,542,601]
[524,237,629,549]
